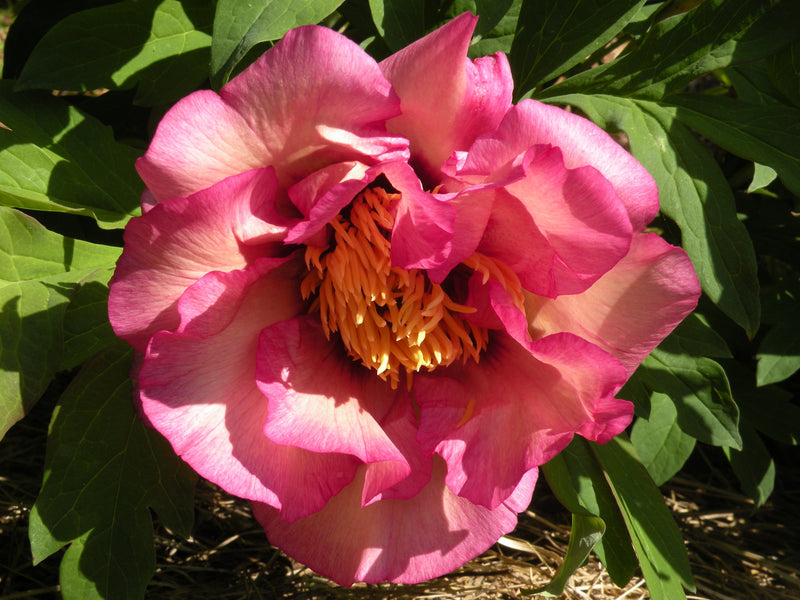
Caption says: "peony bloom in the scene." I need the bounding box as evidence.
[108,13,700,585]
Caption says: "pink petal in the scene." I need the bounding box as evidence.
[460,99,659,231]
[527,233,701,375]
[362,395,433,505]
[478,145,632,297]
[380,13,513,181]
[256,316,404,466]
[415,332,631,509]
[138,259,361,522]
[138,26,408,202]
[108,168,287,352]
[252,456,534,585]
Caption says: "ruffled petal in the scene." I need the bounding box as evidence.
[415,332,630,509]
[256,316,404,466]
[380,13,513,180]
[478,145,632,297]
[460,99,659,231]
[527,233,701,375]
[138,259,361,522]
[253,456,534,586]
[108,168,286,352]
[138,26,407,202]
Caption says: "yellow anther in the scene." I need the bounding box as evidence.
[300,187,524,389]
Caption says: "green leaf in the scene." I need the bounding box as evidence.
[0,208,121,440]
[592,435,695,600]
[211,0,345,88]
[756,312,800,386]
[511,0,645,98]
[768,39,800,108]
[724,424,775,507]
[540,0,786,100]
[661,312,731,359]
[630,392,696,485]
[15,0,213,106]
[0,82,142,229]
[28,342,196,600]
[60,267,119,371]
[748,163,778,193]
[468,0,521,57]
[642,349,741,449]
[543,439,638,587]
[546,94,760,336]
[667,94,800,197]
[527,514,606,597]
[369,0,427,51]
[730,365,800,445]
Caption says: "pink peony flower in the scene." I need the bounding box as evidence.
[108,13,700,585]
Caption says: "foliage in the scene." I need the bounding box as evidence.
[1,0,798,598]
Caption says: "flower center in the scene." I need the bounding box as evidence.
[301,187,522,389]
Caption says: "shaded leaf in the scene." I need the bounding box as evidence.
[667,93,800,197]
[540,0,788,100]
[28,342,196,600]
[724,424,775,507]
[0,208,120,439]
[642,349,741,449]
[768,39,800,108]
[546,94,760,336]
[729,364,800,445]
[662,312,731,359]
[756,311,800,386]
[211,0,345,88]
[0,82,142,229]
[369,0,427,51]
[630,392,696,485]
[543,439,638,587]
[511,0,645,98]
[592,435,695,600]
[16,0,213,106]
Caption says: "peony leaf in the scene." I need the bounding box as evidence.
[467,0,521,57]
[667,94,800,197]
[0,82,142,229]
[748,163,778,193]
[756,312,800,386]
[540,0,799,100]
[640,350,741,449]
[767,39,800,108]
[630,392,696,485]
[591,435,695,600]
[511,0,646,98]
[723,424,775,507]
[369,0,427,51]
[28,342,196,600]
[542,439,638,587]
[0,208,121,440]
[15,0,213,106]
[547,94,760,337]
[211,0,345,88]
[662,312,731,359]
[730,366,800,446]
[59,267,119,371]
[527,514,606,597]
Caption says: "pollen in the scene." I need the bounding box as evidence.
[301,187,521,389]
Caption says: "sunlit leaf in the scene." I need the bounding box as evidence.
[543,439,638,587]
[511,0,645,98]
[592,435,695,600]
[28,342,196,600]
[211,0,345,88]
